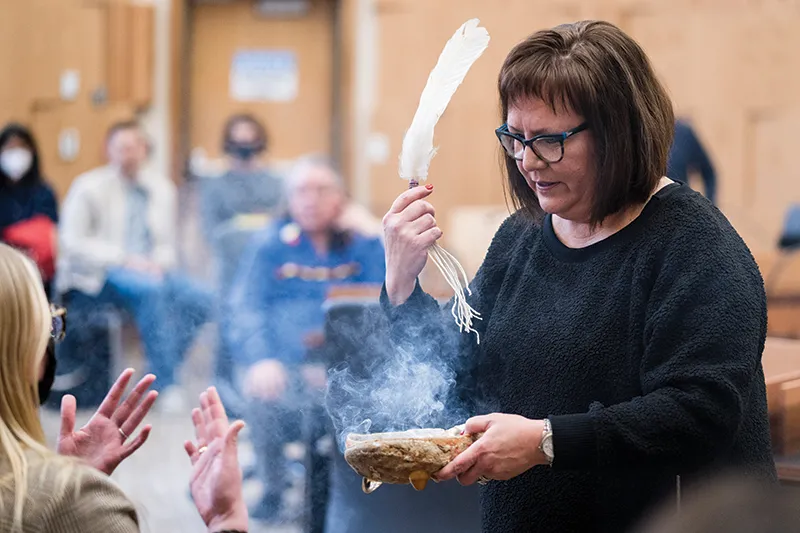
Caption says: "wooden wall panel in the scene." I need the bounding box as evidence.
[622,7,800,249]
[189,0,335,162]
[352,0,800,258]
[27,0,69,105]
[749,109,800,244]
[31,100,136,201]
[169,0,190,180]
[0,0,154,201]
[106,1,132,103]
[104,0,154,107]
[130,5,155,107]
[367,0,583,244]
[62,1,106,96]
[335,0,358,181]
[0,1,31,124]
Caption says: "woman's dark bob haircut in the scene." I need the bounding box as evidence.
[499,20,675,225]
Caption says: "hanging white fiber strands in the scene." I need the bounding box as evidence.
[398,18,490,344]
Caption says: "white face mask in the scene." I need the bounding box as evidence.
[0,148,33,181]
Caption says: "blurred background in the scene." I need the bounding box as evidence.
[4,0,800,287]
[4,0,800,532]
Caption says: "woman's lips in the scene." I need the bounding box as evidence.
[534,181,558,191]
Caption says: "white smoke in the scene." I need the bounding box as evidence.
[325,312,469,451]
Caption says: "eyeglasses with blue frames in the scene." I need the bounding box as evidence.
[495,122,589,164]
[50,304,67,343]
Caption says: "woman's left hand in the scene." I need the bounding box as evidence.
[57,369,157,476]
[185,387,248,532]
[435,414,547,486]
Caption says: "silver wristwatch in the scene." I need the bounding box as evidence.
[539,418,554,465]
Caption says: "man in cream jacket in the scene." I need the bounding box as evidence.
[57,121,212,409]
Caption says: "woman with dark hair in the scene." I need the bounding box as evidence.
[199,114,287,393]
[0,123,59,297]
[381,21,775,532]
[200,113,284,242]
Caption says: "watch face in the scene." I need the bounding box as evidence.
[542,436,554,458]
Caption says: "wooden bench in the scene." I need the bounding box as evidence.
[753,249,800,337]
[763,338,800,452]
[762,337,800,481]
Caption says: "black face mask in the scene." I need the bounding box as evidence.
[39,339,57,405]
[224,140,265,161]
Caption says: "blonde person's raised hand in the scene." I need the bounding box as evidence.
[382,184,442,305]
[57,369,157,475]
[185,387,248,533]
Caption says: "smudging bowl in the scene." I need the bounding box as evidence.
[344,425,479,493]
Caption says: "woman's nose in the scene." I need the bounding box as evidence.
[521,146,548,173]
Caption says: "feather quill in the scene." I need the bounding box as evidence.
[399,19,490,180]
[397,19,490,343]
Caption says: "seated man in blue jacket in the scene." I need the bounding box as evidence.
[227,155,385,522]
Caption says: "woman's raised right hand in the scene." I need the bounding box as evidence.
[382,185,442,305]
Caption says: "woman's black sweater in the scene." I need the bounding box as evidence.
[381,183,776,532]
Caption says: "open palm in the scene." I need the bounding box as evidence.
[185,387,247,530]
[57,369,157,475]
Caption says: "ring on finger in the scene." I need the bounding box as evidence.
[118,428,129,440]
[477,476,491,485]
[197,446,208,455]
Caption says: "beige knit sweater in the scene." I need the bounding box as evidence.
[0,456,139,533]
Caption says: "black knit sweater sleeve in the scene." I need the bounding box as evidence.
[550,219,768,472]
[380,214,522,408]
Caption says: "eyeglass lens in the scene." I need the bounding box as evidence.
[499,134,563,163]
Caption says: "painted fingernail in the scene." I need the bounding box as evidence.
[425,184,434,190]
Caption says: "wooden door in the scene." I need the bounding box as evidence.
[0,0,153,199]
[188,0,335,164]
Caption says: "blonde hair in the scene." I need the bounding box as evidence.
[0,243,73,530]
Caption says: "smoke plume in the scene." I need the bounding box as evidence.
[324,306,469,451]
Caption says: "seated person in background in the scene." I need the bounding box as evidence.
[0,242,249,533]
[56,120,213,410]
[200,114,284,255]
[667,118,717,205]
[228,155,385,522]
[0,123,59,297]
[199,115,285,388]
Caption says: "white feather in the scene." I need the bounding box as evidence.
[398,18,490,180]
